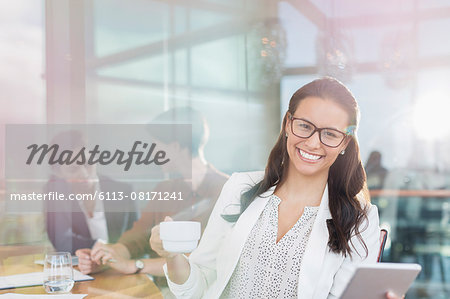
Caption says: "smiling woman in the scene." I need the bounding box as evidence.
[231,77,369,258]
[150,77,383,299]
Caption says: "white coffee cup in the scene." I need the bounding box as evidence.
[160,221,201,253]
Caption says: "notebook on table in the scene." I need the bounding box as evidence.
[0,269,93,290]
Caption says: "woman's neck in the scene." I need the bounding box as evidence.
[276,165,328,206]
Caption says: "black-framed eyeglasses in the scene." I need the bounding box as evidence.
[288,115,350,148]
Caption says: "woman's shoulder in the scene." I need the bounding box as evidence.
[227,171,265,186]
[217,171,264,200]
[211,171,265,212]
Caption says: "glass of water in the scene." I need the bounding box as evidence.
[43,252,74,293]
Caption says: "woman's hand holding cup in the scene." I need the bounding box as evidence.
[150,216,179,259]
[150,216,201,258]
[151,216,200,284]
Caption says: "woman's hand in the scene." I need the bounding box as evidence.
[90,242,135,274]
[150,216,179,259]
[386,291,405,299]
[150,216,192,284]
[75,248,103,274]
[94,245,136,274]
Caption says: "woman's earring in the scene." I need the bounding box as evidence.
[285,132,288,138]
[340,149,345,155]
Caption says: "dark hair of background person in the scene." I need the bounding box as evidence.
[150,107,209,158]
[222,77,370,258]
[365,150,388,189]
[49,130,86,171]
[50,130,85,150]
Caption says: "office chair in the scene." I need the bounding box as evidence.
[377,229,388,262]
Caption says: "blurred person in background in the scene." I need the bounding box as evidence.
[365,150,387,190]
[365,150,388,220]
[45,130,138,255]
[76,107,228,282]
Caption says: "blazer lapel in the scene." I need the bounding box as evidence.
[215,187,275,295]
[297,185,332,299]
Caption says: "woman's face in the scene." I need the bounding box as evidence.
[285,96,350,179]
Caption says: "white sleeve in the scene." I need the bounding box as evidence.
[328,204,381,298]
[164,173,241,298]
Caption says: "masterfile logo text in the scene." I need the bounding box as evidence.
[26,141,170,171]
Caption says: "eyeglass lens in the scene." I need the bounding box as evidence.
[292,119,345,147]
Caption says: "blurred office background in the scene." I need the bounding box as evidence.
[1,0,449,297]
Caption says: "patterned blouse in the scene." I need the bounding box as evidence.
[221,194,319,299]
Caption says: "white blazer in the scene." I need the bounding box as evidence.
[165,172,381,299]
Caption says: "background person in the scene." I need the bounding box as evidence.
[45,130,138,255]
[151,78,383,298]
[365,150,388,190]
[76,107,228,278]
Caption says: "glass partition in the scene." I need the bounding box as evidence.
[1,1,449,297]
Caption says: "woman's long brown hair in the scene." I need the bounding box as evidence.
[222,77,370,257]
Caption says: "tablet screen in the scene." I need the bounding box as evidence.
[341,263,421,299]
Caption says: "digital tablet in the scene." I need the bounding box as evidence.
[340,263,421,299]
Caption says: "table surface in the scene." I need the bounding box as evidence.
[0,245,163,298]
